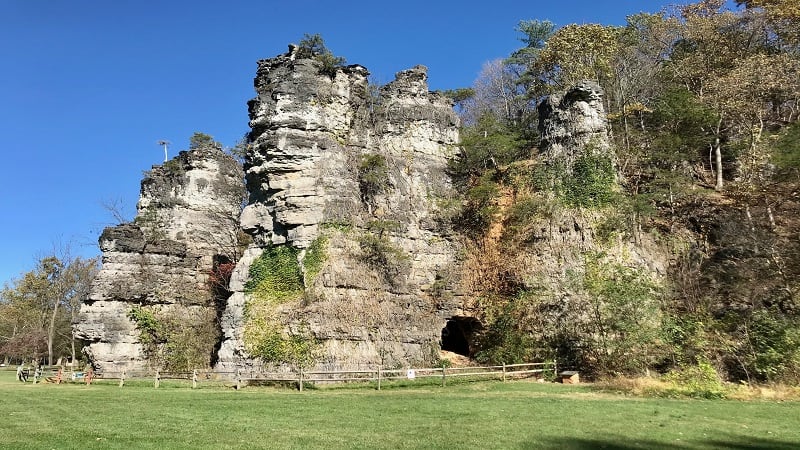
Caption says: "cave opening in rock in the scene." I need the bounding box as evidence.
[441,317,481,357]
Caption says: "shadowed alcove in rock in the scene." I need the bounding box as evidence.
[440,317,482,357]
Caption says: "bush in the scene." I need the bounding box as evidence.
[358,154,390,209]
[243,245,318,366]
[358,233,410,285]
[296,33,346,77]
[245,322,318,368]
[449,114,527,181]
[563,153,616,208]
[127,306,219,372]
[575,253,663,375]
[188,132,218,150]
[474,292,537,365]
[663,360,727,399]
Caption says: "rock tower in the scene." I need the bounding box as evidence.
[215,47,463,371]
[76,145,244,373]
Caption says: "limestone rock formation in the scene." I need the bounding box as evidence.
[469,81,667,368]
[216,48,462,372]
[538,80,612,168]
[76,145,244,373]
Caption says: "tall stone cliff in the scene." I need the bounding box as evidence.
[216,47,463,371]
[76,145,244,373]
[461,80,669,370]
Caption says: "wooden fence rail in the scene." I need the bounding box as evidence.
[85,361,556,391]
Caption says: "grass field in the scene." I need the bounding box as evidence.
[0,370,798,449]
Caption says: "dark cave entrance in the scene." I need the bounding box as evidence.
[441,317,481,357]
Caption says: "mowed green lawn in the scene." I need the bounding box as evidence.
[0,370,798,449]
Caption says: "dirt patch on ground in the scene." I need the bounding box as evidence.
[438,350,476,367]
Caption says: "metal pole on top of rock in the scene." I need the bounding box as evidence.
[157,140,170,162]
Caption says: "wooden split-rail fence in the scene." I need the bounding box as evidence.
[90,361,556,391]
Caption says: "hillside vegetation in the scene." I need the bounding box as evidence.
[2,2,799,386]
[447,0,800,383]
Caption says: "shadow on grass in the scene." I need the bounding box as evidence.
[533,435,799,449]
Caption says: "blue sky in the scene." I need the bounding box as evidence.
[1,0,681,285]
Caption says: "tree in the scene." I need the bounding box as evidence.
[737,0,800,47]
[506,19,556,101]
[189,132,218,150]
[0,254,98,365]
[708,53,800,187]
[462,59,530,126]
[296,33,346,76]
[537,24,624,92]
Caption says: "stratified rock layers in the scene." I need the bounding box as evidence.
[76,147,244,373]
[538,80,612,167]
[216,48,462,371]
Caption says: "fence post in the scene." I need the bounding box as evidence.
[192,369,198,389]
[236,369,242,390]
[119,371,126,388]
[441,366,446,387]
[502,363,507,382]
[377,365,382,391]
[298,368,304,392]
[553,359,558,381]
[154,370,160,389]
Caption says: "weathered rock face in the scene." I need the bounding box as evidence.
[216,48,462,371]
[469,82,667,369]
[76,146,244,373]
[538,80,612,168]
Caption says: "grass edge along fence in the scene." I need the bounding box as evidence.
[91,361,557,391]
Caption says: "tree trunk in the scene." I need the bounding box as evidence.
[714,118,724,191]
[47,299,59,366]
[71,331,77,366]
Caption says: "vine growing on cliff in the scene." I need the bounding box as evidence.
[244,245,304,303]
[243,245,325,367]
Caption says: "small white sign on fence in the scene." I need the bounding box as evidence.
[406,369,416,380]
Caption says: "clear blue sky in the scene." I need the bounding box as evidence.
[0,0,682,285]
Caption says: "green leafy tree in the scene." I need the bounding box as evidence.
[189,132,219,150]
[296,33,346,76]
[506,19,556,101]
[538,24,624,91]
[0,255,98,365]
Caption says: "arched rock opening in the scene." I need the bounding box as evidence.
[441,317,481,357]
